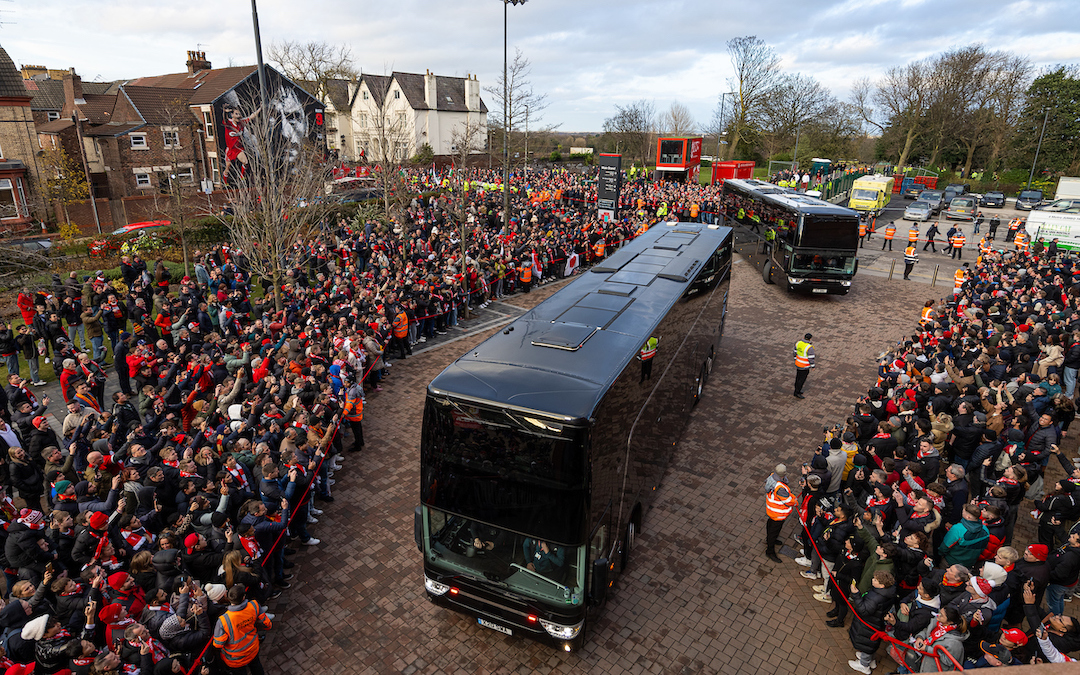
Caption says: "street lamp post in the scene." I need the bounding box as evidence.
[524,104,529,174]
[1027,108,1050,189]
[792,121,801,172]
[250,0,269,108]
[716,91,734,162]
[502,0,526,235]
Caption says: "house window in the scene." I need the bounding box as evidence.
[163,129,180,149]
[211,158,220,184]
[135,173,151,187]
[203,112,214,139]
[394,90,401,99]
[130,134,148,149]
[358,113,367,129]
[15,179,26,217]
[363,91,369,100]
[396,112,407,128]
[0,179,17,219]
[47,111,60,121]
[177,168,194,184]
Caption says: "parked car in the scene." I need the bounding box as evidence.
[904,201,933,222]
[980,191,1005,208]
[109,220,171,236]
[2,238,53,254]
[918,190,945,213]
[902,184,924,199]
[1015,189,1044,211]
[943,186,963,205]
[946,183,971,195]
[945,196,978,221]
[1037,198,1080,213]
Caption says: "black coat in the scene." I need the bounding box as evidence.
[849,583,897,653]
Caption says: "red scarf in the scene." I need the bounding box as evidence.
[240,534,263,561]
[926,622,956,645]
[227,465,250,491]
[121,528,151,551]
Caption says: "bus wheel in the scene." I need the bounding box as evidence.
[705,348,714,377]
[763,260,774,284]
[620,520,636,572]
[693,362,707,405]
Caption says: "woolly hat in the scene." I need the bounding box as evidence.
[20,613,49,641]
[980,563,1007,589]
[184,532,200,554]
[54,480,72,495]
[204,583,227,603]
[971,576,994,599]
[1000,627,1028,646]
[32,416,47,430]
[774,464,787,476]
[98,603,124,624]
[88,511,109,530]
[107,572,129,592]
[17,510,44,527]
[4,664,35,675]
[1027,544,1049,561]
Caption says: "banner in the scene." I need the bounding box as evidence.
[598,154,622,222]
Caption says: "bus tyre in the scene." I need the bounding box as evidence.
[694,360,709,405]
[620,521,636,572]
[763,260,774,284]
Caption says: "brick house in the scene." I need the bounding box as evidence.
[0,45,43,229]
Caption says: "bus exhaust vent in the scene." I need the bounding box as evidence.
[531,323,597,351]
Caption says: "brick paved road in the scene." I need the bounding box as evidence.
[259,259,950,675]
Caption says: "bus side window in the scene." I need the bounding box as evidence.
[589,524,607,565]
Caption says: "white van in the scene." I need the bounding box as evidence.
[1027,202,1080,251]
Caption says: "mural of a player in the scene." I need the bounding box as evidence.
[222,97,259,185]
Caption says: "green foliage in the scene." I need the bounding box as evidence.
[1015,66,1080,176]
[549,151,563,162]
[411,143,435,165]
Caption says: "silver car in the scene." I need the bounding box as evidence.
[904,201,932,222]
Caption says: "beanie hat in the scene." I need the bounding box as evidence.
[774,464,787,476]
[17,510,44,527]
[54,480,72,495]
[99,602,124,624]
[842,431,856,443]
[1027,544,1049,561]
[88,511,109,530]
[107,572,129,592]
[20,613,49,641]
[184,532,200,554]
[971,576,994,599]
[204,583,227,603]
[1061,481,1077,494]
[981,562,1007,587]
[32,416,47,430]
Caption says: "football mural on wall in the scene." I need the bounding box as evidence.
[211,67,324,185]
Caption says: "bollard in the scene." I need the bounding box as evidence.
[931,264,939,287]
[889,259,896,280]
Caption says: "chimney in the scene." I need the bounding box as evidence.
[186,50,212,74]
[465,74,480,112]
[424,69,437,109]
[62,68,84,120]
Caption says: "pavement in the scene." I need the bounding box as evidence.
[255,255,1050,674]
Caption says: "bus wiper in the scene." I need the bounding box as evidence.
[483,570,509,584]
[510,563,571,595]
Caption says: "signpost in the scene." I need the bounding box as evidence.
[598,153,622,222]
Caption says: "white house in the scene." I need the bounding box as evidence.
[324,70,487,162]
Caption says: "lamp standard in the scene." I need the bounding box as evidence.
[524,104,529,174]
[1027,108,1050,189]
[716,91,734,161]
[502,0,526,234]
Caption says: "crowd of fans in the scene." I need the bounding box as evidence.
[0,164,737,674]
[786,240,1080,671]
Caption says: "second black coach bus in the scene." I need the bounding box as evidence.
[415,221,732,650]
[722,178,860,294]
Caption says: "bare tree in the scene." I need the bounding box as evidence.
[984,57,1032,175]
[150,97,207,276]
[446,115,487,319]
[871,60,933,170]
[724,36,782,160]
[484,48,551,166]
[219,103,330,312]
[39,146,89,227]
[758,73,833,161]
[661,102,697,135]
[353,75,415,223]
[268,40,358,102]
[602,99,657,168]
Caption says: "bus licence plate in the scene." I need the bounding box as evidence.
[478,618,513,635]
[812,288,828,294]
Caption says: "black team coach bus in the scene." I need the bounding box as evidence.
[414,221,732,651]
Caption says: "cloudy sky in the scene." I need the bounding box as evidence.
[6,0,1080,132]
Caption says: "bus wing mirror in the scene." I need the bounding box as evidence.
[414,506,423,552]
[590,558,610,605]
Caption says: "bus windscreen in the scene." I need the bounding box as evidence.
[799,214,859,250]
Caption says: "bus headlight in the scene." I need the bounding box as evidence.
[539,618,583,640]
[841,281,852,287]
[787,277,804,285]
[425,576,451,596]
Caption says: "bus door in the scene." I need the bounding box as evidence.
[585,501,614,609]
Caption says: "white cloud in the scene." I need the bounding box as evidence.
[3,0,1078,130]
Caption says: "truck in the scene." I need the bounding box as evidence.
[1056,177,1080,201]
[847,175,894,216]
[1025,204,1080,251]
